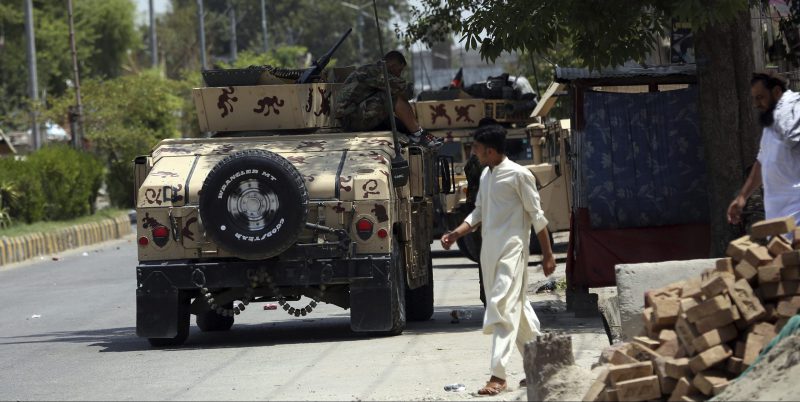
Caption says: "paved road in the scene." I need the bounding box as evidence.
[0,233,605,401]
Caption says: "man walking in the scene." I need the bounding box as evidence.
[335,50,442,147]
[441,124,556,395]
[728,72,800,233]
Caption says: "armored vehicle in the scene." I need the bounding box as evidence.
[134,48,450,346]
[411,82,572,263]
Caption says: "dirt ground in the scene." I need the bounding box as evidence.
[714,333,800,401]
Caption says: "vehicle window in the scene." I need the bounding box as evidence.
[505,138,532,161]
[438,141,463,163]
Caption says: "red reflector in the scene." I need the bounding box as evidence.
[152,226,169,238]
[377,229,388,239]
[356,218,373,232]
[138,236,149,246]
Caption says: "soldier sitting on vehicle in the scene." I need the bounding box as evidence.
[335,50,442,148]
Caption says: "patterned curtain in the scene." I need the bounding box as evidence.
[578,87,709,229]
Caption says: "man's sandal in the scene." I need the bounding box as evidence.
[477,380,507,396]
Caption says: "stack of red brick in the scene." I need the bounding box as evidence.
[583,217,800,402]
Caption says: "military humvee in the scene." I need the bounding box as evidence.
[411,87,572,263]
[133,62,449,346]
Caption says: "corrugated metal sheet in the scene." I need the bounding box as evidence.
[555,64,697,84]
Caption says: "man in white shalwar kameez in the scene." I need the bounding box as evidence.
[441,125,556,396]
[728,72,800,236]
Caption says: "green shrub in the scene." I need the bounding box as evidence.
[0,157,45,223]
[0,179,19,228]
[25,145,104,220]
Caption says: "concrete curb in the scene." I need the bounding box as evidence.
[0,214,132,266]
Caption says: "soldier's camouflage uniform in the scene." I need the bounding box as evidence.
[335,63,408,131]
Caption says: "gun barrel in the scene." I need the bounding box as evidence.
[325,28,352,61]
[297,28,352,84]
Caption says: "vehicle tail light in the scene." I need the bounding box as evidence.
[355,218,373,240]
[151,225,170,247]
[377,229,388,239]
[138,236,149,247]
[152,226,169,238]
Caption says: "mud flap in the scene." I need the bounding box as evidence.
[136,271,182,338]
[349,259,396,332]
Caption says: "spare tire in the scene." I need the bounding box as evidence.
[199,149,308,260]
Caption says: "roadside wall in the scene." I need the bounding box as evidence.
[615,258,717,340]
[0,214,131,266]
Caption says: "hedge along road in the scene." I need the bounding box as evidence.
[0,232,596,401]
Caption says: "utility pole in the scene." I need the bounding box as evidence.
[260,0,268,53]
[24,0,40,150]
[197,0,207,70]
[357,11,364,64]
[149,0,158,68]
[67,0,84,149]
[341,2,372,64]
[229,2,237,63]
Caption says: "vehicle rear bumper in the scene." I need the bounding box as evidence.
[136,255,391,290]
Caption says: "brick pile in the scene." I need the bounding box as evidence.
[583,217,800,402]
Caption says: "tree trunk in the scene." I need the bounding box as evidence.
[695,10,760,256]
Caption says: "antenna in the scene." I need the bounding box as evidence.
[371,0,409,187]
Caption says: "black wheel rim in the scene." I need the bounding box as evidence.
[222,178,279,234]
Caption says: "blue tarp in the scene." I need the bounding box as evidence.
[580,87,709,229]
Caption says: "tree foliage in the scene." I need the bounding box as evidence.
[402,0,752,68]
[46,70,182,207]
[0,0,138,128]
[153,0,408,79]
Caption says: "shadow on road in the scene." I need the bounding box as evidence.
[0,304,519,353]
[430,249,463,259]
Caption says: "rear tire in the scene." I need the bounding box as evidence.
[456,236,478,262]
[529,229,555,255]
[196,302,235,332]
[458,232,481,263]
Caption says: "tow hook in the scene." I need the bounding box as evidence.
[305,222,351,250]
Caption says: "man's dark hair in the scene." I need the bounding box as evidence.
[478,117,498,127]
[384,50,407,66]
[473,124,506,153]
[751,72,788,92]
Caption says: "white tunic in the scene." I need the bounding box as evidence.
[464,157,548,335]
[758,125,800,232]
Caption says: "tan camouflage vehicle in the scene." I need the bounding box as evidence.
[133,62,448,346]
[412,89,572,262]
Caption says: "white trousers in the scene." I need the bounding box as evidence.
[483,249,542,380]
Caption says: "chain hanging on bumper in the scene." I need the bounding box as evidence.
[200,268,324,318]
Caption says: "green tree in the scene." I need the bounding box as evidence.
[403,0,762,256]
[153,0,408,79]
[0,0,138,128]
[46,70,182,207]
